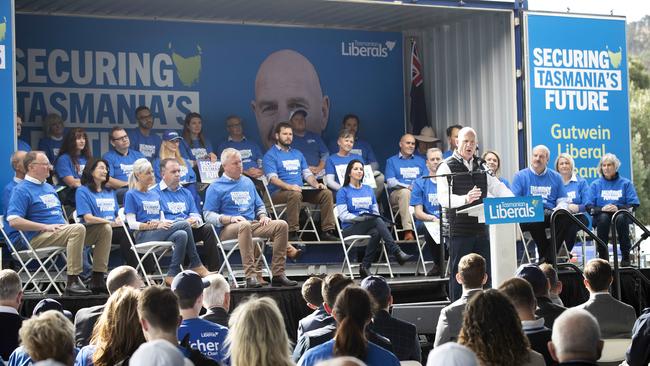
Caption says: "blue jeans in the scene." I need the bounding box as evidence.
[134,220,201,277]
[342,217,401,269]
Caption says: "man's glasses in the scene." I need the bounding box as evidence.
[112,135,129,142]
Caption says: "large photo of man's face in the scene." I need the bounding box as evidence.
[251,49,330,149]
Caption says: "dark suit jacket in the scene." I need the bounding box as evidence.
[523,319,556,366]
[536,296,566,330]
[434,288,481,346]
[297,305,334,340]
[575,292,637,339]
[369,310,420,362]
[74,304,105,347]
[292,323,393,362]
[0,310,23,361]
[626,307,650,366]
[200,307,229,328]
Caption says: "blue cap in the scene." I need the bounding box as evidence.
[360,275,391,304]
[171,270,209,300]
[289,108,307,120]
[32,298,73,319]
[515,264,548,295]
[162,130,182,141]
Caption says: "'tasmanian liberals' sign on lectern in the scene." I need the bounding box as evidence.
[459,196,543,287]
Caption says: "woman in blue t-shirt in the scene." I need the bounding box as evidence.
[181,112,217,162]
[124,158,212,283]
[55,127,92,206]
[336,159,412,278]
[555,153,590,257]
[299,286,400,366]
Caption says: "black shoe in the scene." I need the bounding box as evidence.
[320,230,339,242]
[427,264,441,277]
[288,231,301,242]
[245,277,263,289]
[394,250,414,265]
[359,265,370,279]
[90,284,109,295]
[271,275,298,287]
[65,280,92,296]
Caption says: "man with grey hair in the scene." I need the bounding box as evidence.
[0,269,23,360]
[201,273,231,327]
[548,308,603,365]
[204,148,296,288]
[512,144,573,264]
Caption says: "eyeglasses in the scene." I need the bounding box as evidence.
[112,135,129,142]
[138,114,153,120]
[31,162,52,167]
[227,123,241,128]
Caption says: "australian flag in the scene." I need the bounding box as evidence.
[410,40,428,134]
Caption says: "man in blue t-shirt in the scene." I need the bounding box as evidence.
[16,114,32,152]
[204,148,297,288]
[172,271,228,364]
[327,114,380,172]
[103,127,145,203]
[385,134,428,241]
[442,124,462,159]
[263,122,338,242]
[511,145,573,264]
[128,106,162,160]
[6,151,111,295]
[216,116,265,180]
[289,109,329,179]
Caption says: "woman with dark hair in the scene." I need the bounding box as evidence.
[587,153,640,266]
[458,289,545,366]
[55,127,92,189]
[299,286,399,366]
[75,287,146,366]
[335,159,412,278]
[181,112,217,162]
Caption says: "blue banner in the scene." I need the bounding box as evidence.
[525,13,630,182]
[484,196,544,224]
[0,1,16,206]
[15,14,404,168]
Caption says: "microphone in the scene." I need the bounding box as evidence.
[474,156,494,176]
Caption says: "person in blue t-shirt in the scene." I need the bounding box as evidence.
[2,151,27,254]
[153,158,221,271]
[385,134,428,241]
[511,145,572,264]
[263,122,338,241]
[55,127,92,206]
[181,112,217,162]
[128,106,162,161]
[9,310,77,366]
[336,160,412,278]
[327,114,381,172]
[7,151,109,295]
[102,127,146,203]
[555,153,591,256]
[38,113,65,163]
[298,286,400,366]
[482,150,511,189]
[442,124,462,159]
[586,153,640,266]
[204,148,297,288]
[172,271,229,364]
[15,114,32,153]
[216,115,265,180]
[411,148,445,277]
[124,158,212,284]
[289,109,329,179]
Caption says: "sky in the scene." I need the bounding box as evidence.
[527,0,650,22]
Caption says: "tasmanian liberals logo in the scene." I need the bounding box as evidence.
[341,40,396,58]
[484,197,544,225]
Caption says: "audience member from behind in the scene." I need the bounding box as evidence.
[458,289,545,366]
[426,343,478,366]
[575,258,636,338]
[130,339,192,366]
[226,296,293,366]
[516,264,566,329]
[298,276,334,339]
[16,311,75,366]
[74,287,145,366]
[172,270,228,363]
[74,265,144,347]
[540,263,564,307]
[499,277,555,365]
[434,253,487,346]
[201,274,231,327]
[0,269,23,361]
[299,286,400,366]
[360,275,420,362]
[626,306,650,366]
[548,308,603,365]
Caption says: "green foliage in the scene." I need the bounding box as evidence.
[630,58,650,222]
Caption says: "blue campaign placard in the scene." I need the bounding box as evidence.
[524,13,630,183]
[484,196,544,225]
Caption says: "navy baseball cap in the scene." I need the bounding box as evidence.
[171,270,209,300]
[515,264,548,295]
[32,298,73,319]
[360,275,391,304]
[289,108,308,120]
[162,130,183,141]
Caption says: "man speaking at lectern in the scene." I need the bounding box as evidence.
[436,127,512,301]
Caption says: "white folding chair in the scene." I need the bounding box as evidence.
[0,215,66,296]
[117,208,174,286]
[333,208,393,279]
[384,185,407,240]
[210,225,271,288]
[410,206,437,276]
[261,176,321,241]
